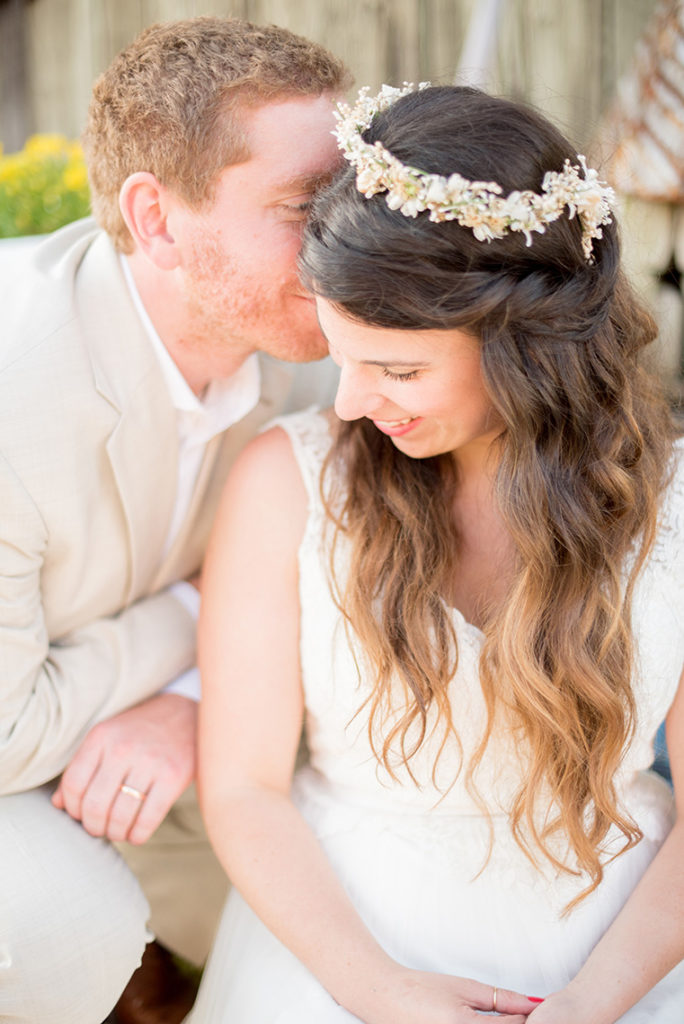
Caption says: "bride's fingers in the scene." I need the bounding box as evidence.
[465,981,543,1016]
[497,989,545,1015]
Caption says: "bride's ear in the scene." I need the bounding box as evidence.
[119,172,181,270]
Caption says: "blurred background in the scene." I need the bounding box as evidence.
[0,0,661,151]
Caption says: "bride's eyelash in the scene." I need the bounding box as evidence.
[382,367,419,381]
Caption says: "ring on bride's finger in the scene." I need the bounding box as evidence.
[492,986,498,1012]
[120,783,146,801]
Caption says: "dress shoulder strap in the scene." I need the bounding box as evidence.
[653,436,684,576]
[268,406,334,509]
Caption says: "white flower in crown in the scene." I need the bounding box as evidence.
[332,84,616,261]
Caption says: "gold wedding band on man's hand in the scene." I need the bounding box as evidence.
[491,986,498,1012]
[119,783,146,801]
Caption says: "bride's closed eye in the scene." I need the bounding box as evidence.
[382,367,419,381]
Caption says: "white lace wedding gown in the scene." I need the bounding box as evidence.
[190,409,684,1023]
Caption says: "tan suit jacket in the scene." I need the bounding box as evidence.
[0,218,337,793]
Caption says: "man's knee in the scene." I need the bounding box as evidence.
[117,783,229,965]
[0,786,151,1023]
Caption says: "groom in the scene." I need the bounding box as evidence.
[0,16,350,1024]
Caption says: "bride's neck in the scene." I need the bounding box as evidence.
[447,456,514,629]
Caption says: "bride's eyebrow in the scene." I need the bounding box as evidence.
[317,321,428,368]
[363,358,427,368]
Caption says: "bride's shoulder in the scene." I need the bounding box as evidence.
[262,406,336,496]
[210,424,310,556]
[222,407,335,520]
[231,420,304,492]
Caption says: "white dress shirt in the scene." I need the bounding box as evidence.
[121,255,261,699]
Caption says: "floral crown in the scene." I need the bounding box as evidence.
[332,83,616,261]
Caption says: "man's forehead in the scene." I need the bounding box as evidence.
[238,98,342,189]
[241,93,340,152]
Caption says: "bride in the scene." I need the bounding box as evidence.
[189,84,684,1023]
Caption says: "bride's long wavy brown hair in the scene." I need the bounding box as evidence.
[300,86,674,904]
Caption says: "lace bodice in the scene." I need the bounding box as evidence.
[273,408,684,834]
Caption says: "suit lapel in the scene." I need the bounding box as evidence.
[103,387,177,599]
[75,231,178,601]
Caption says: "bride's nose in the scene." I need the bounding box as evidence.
[333,365,385,422]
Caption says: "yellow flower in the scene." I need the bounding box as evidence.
[0,154,22,183]
[0,133,90,237]
[63,161,88,192]
[24,133,70,157]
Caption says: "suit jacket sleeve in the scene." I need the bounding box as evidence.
[0,450,197,794]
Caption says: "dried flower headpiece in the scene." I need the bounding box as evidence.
[332,83,616,261]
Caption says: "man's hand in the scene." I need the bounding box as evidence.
[52,693,197,844]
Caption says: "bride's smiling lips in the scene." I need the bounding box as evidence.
[371,416,423,437]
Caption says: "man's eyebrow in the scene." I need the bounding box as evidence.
[275,171,336,194]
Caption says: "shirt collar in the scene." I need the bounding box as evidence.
[119,254,261,439]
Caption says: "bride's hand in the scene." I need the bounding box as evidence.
[354,967,541,1023]
[526,987,605,1024]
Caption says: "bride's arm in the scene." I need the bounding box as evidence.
[197,426,537,1024]
[528,666,684,1024]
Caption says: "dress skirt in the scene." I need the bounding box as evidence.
[189,767,684,1023]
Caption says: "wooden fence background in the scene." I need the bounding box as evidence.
[0,0,659,153]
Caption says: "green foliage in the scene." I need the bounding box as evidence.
[0,133,91,237]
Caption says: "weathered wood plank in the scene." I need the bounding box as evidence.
[5,0,661,154]
[0,0,32,150]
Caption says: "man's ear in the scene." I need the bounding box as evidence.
[119,172,180,270]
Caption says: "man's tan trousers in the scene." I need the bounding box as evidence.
[0,783,228,1023]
